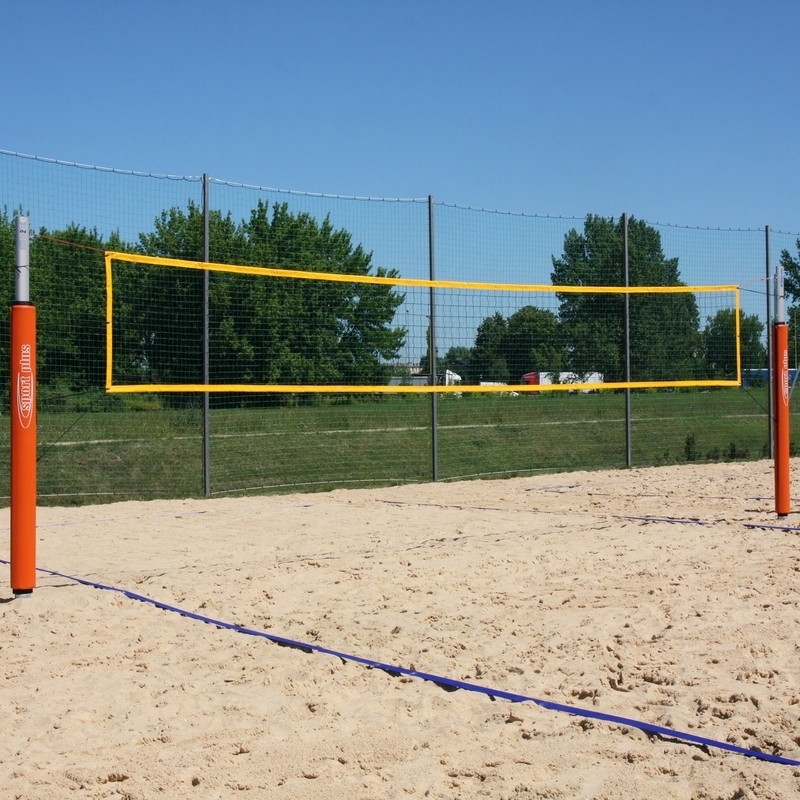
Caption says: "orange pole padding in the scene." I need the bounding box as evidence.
[10,303,37,593]
[772,322,791,517]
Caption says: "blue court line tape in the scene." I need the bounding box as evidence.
[743,522,800,533]
[5,559,799,768]
[380,500,536,513]
[615,517,800,533]
[612,514,717,526]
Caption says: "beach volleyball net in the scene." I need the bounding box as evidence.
[104,251,741,395]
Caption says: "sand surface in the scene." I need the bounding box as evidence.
[2,460,800,799]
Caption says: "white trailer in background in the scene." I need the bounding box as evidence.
[523,371,604,393]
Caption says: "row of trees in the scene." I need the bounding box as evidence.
[1,208,788,407]
[435,304,765,386]
[116,201,405,392]
[432,217,766,384]
[0,203,407,406]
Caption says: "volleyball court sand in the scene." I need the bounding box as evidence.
[2,459,800,799]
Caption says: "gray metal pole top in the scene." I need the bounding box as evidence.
[15,215,30,304]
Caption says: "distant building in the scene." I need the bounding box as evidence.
[389,369,462,387]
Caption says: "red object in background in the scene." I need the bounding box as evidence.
[522,371,540,395]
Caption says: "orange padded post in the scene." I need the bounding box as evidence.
[10,303,37,592]
[10,215,36,595]
[773,321,790,517]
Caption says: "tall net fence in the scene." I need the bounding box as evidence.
[1,149,797,503]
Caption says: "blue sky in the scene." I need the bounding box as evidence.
[3,0,799,231]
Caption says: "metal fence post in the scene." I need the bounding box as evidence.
[766,225,773,459]
[428,195,439,481]
[623,213,632,467]
[202,174,211,496]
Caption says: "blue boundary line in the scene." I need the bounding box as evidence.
[612,514,716,526]
[743,522,800,533]
[4,560,799,768]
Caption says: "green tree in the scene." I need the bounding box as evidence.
[781,239,800,303]
[1,212,112,406]
[501,306,564,382]
[419,322,437,377]
[790,305,800,370]
[441,346,472,382]
[551,215,701,382]
[120,201,406,397]
[470,312,509,382]
[703,308,766,378]
[778,243,800,371]
[124,202,246,389]
[35,226,108,391]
